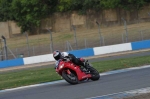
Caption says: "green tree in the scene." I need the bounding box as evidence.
[100,0,146,10]
[145,0,150,3]
[0,0,13,21]
[119,0,146,10]
[100,0,120,9]
[11,0,58,33]
[57,0,101,14]
[57,0,72,12]
[83,0,101,11]
[0,0,58,33]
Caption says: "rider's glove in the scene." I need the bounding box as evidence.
[63,56,72,61]
[68,56,72,61]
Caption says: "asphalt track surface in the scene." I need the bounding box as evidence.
[0,66,150,99]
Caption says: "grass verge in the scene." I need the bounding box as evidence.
[0,55,150,90]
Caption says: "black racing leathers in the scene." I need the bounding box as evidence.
[68,54,84,67]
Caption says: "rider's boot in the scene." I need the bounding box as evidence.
[83,61,90,69]
[80,58,91,71]
[79,58,91,72]
[83,62,91,73]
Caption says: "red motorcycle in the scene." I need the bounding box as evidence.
[55,59,100,84]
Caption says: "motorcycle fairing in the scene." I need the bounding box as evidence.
[56,60,91,81]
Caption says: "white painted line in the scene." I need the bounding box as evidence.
[0,65,150,93]
[86,87,150,99]
[0,80,65,93]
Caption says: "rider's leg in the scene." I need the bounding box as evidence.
[69,54,88,69]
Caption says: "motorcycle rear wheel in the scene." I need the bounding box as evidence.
[89,67,100,81]
[62,69,79,85]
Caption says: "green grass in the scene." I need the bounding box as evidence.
[1,55,150,90]
[0,68,61,90]
[93,56,150,73]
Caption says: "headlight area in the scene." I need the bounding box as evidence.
[59,64,64,69]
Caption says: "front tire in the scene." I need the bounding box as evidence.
[62,70,79,85]
[89,67,100,81]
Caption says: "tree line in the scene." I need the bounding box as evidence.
[0,0,149,33]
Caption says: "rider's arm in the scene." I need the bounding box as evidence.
[55,60,59,69]
[61,52,72,61]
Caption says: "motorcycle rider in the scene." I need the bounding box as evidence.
[53,50,89,69]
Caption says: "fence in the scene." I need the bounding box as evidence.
[0,20,150,60]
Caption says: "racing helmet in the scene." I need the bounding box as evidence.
[53,50,62,61]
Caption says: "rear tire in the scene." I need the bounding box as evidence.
[89,67,100,81]
[62,70,79,85]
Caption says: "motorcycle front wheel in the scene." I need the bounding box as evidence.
[62,69,79,85]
